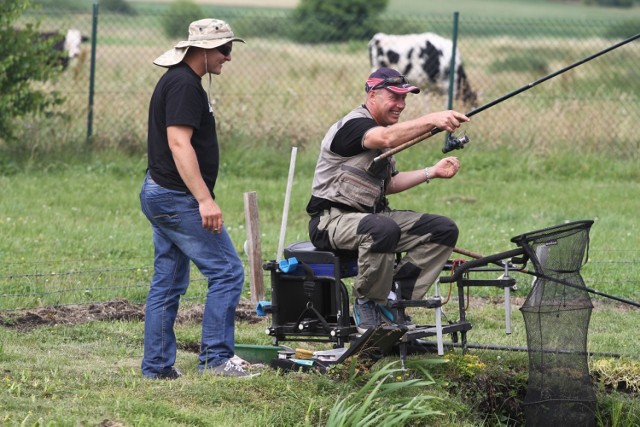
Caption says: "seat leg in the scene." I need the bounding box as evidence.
[399,341,407,370]
[434,282,444,355]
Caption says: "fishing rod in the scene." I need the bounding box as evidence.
[446,246,640,308]
[373,32,640,163]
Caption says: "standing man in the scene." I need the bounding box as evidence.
[306,67,470,333]
[140,19,255,379]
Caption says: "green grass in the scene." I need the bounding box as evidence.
[1,145,639,426]
[1,145,639,303]
[2,1,639,424]
[0,320,343,425]
[1,299,638,425]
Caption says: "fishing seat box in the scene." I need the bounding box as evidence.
[264,241,358,346]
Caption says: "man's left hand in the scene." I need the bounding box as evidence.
[432,156,460,179]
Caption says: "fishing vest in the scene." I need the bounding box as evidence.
[311,106,394,213]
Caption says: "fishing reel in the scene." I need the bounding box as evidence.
[442,132,470,153]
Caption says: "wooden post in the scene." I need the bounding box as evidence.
[243,191,264,304]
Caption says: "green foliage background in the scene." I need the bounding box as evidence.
[0,0,65,143]
[161,0,204,38]
[290,0,389,43]
[0,2,638,424]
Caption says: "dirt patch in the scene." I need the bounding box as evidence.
[0,299,262,331]
[0,295,632,332]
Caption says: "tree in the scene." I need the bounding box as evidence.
[0,0,65,143]
[161,0,203,39]
[583,0,634,6]
[290,0,389,44]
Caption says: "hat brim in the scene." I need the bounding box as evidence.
[174,36,245,50]
[386,85,421,94]
[153,37,246,68]
[153,47,190,67]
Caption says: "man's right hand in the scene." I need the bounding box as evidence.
[427,110,470,133]
[199,198,223,233]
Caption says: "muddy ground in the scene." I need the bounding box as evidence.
[0,299,263,331]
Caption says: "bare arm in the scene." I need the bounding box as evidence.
[386,156,461,195]
[363,110,469,150]
[167,125,222,233]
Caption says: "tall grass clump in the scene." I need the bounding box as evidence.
[596,395,640,427]
[326,360,445,426]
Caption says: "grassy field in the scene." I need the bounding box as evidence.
[1,0,639,425]
[1,147,639,425]
[1,146,639,304]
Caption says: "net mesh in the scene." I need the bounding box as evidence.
[511,220,596,427]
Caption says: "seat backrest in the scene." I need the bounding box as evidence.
[284,241,358,278]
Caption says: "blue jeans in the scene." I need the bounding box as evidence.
[139,172,244,377]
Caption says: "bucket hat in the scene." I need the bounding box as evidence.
[153,18,245,67]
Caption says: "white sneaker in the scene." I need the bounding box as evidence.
[206,360,260,378]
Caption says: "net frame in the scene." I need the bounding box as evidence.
[511,220,596,427]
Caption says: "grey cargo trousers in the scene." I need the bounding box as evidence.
[309,207,458,304]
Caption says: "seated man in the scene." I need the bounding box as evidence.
[305,67,469,333]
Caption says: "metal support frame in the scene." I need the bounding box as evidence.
[264,241,535,365]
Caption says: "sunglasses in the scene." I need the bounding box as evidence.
[370,75,410,91]
[216,44,232,56]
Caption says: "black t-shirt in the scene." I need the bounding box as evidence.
[306,117,378,215]
[147,63,219,197]
[330,117,376,157]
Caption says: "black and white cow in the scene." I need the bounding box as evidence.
[369,32,478,107]
[39,29,88,69]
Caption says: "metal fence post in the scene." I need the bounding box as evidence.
[445,11,460,145]
[86,0,99,144]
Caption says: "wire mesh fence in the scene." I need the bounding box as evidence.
[21,7,640,157]
[1,249,638,310]
[1,249,638,367]
[5,4,637,362]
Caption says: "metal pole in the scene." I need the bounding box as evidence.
[414,340,625,358]
[434,282,443,355]
[503,261,512,334]
[86,0,99,144]
[444,12,460,146]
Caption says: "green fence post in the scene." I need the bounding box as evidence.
[445,11,460,145]
[86,0,99,145]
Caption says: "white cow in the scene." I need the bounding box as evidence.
[369,32,478,107]
[63,29,85,60]
[40,28,88,69]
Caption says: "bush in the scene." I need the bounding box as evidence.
[0,0,65,144]
[229,12,290,40]
[33,0,89,12]
[289,0,389,43]
[100,0,137,16]
[161,0,203,40]
[583,0,634,7]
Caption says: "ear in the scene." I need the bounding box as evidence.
[367,89,380,102]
